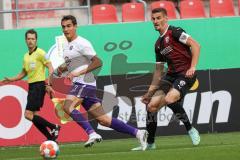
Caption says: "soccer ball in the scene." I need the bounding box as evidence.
[40,140,60,159]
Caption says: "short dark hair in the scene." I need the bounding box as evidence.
[25,29,37,39]
[152,8,168,16]
[61,15,77,25]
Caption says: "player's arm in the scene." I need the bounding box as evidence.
[41,50,55,98]
[81,55,102,74]
[69,55,102,79]
[1,69,27,84]
[45,61,54,85]
[173,27,200,77]
[142,40,165,104]
[67,43,102,80]
[141,62,164,104]
[45,61,55,98]
[185,37,201,77]
[148,62,164,94]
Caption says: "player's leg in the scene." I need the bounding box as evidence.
[132,77,172,151]
[24,110,52,140]
[63,82,98,134]
[32,114,60,140]
[26,81,60,141]
[132,91,172,151]
[168,101,192,131]
[147,87,181,113]
[63,95,97,134]
[145,77,172,148]
[168,102,200,145]
[164,88,181,105]
[89,102,138,136]
[62,95,102,147]
[88,102,148,150]
[131,110,157,151]
[146,111,157,149]
[65,83,104,147]
[169,76,200,145]
[147,90,167,112]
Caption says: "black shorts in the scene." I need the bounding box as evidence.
[158,73,196,99]
[26,81,46,111]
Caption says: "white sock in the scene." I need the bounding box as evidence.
[136,130,141,138]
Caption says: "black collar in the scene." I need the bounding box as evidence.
[29,46,38,55]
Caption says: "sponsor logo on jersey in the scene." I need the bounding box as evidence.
[165,36,169,43]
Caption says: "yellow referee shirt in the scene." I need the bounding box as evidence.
[23,47,50,83]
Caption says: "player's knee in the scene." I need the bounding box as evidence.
[148,107,158,113]
[147,104,158,113]
[97,116,111,127]
[24,112,33,120]
[164,96,177,105]
[63,100,77,114]
[98,120,108,127]
[63,105,71,115]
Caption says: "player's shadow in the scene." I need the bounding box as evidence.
[110,53,155,97]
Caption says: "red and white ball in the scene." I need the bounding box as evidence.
[40,140,59,159]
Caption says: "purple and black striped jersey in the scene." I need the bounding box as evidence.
[155,25,192,75]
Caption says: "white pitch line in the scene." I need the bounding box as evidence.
[6,143,240,160]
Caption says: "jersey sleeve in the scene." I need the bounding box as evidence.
[172,27,190,44]
[81,40,97,60]
[22,58,26,70]
[39,50,50,65]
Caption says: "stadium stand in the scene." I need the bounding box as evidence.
[122,2,145,22]
[11,0,65,20]
[1,0,240,28]
[238,0,240,15]
[180,0,206,19]
[210,0,236,17]
[150,1,177,19]
[92,4,118,24]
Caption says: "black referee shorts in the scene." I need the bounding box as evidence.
[26,81,46,111]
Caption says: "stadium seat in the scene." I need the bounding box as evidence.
[122,2,145,22]
[150,1,177,19]
[180,0,206,19]
[210,0,235,17]
[92,4,118,24]
[239,0,240,15]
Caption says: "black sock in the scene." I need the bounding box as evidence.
[32,115,55,130]
[146,111,158,144]
[32,119,53,140]
[168,102,192,131]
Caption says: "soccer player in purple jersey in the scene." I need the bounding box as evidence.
[54,15,148,150]
[132,8,201,151]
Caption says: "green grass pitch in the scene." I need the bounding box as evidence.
[1,132,240,160]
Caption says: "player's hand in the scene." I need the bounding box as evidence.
[141,92,152,104]
[56,68,63,77]
[1,77,13,84]
[46,85,55,99]
[66,72,78,81]
[66,73,74,81]
[56,63,68,77]
[185,67,196,78]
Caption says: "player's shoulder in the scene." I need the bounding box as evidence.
[23,51,28,56]
[155,36,161,44]
[76,36,91,44]
[35,48,47,59]
[36,48,46,54]
[170,25,186,33]
[23,52,29,60]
